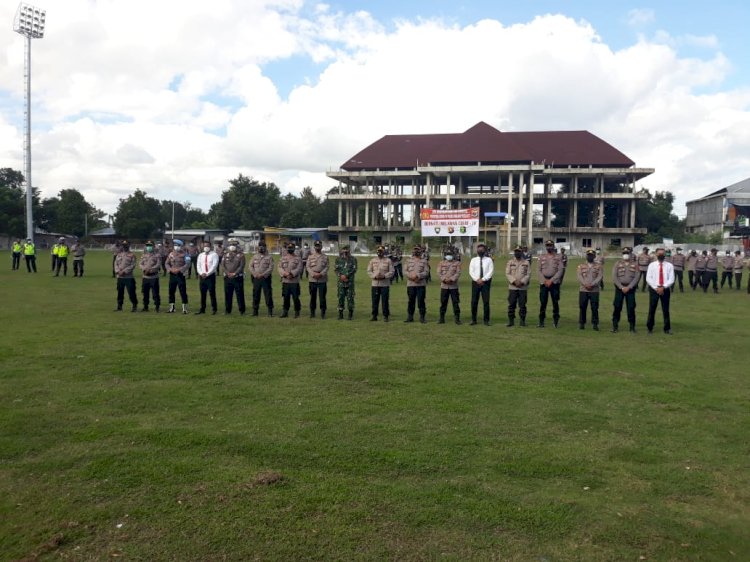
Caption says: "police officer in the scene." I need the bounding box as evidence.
[301,242,311,279]
[139,240,161,312]
[166,239,191,314]
[367,245,394,321]
[72,240,86,277]
[704,248,719,293]
[23,238,37,273]
[11,238,22,270]
[186,241,199,279]
[637,247,652,291]
[306,240,329,319]
[594,248,605,290]
[437,247,461,325]
[537,240,562,328]
[404,245,430,323]
[195,240,219,315]
[505,245,530,327]
[720,250,734,289]
[671,247,686,292]
[686,249,698,289]
[393,245,404,282]
[279,242,303,318]
[733,250,745,290]
[577,249,603,330]
[611,247,638,333]
[695,250,708,291]
[249,240,274,316]
[114,240,138,312]
[222,238,246,315]
[51,239,59,272]
[559,247,568,284]
[335,245,357,320]
[55,237,70,276]
[158,242,170,277]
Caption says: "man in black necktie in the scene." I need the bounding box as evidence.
[469,244,494,325]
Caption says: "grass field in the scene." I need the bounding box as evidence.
[1,250,748,561]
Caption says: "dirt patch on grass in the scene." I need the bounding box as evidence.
[249,470,285,487]
[18,532,65,561]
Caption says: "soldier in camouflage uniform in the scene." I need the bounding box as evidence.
[611,247,638,333]
[437,247,461,324]
[334,245,357,320]
[114,240,138,312]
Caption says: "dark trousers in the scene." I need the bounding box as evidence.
[440,288,460,316]
[252,276,274,311]
[12,252,21,270]
[471,280,491,322]
[142,277,160,309]
[612,287,636,327]
[224,276,246,313]
[282,283,301,312]
[73,259,84,276]
[51,254,57,272]
[25,255,36,272]
[694,270,705,289]
[702,270,718,292]
[720,271,733,288]
[407,285,426,317]
[674,270,684,292]
[539,283,560,322]
[117,278,137,308]
[55,257,68,276]
[199,274,218,312]
[578,291,600,326]
[371,286,390,318]
[646,287,671,332]
[688,270,696,289]
[309,282,327,312]
[169,273,188,304]
[507,289,527,320]
[394,263,403,282]
[638,270,648,291]
[735,272,742,290]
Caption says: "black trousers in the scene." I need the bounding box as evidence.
[674,270,684,292]
[612,287,636,327]
[638,270,648,290]
[688,270,696,288]
[720,271,733,288]
[73,259,84,276]
[252,276,274,311]
[309,282,327,312]
[51,254,57,272]
[471,280,491,322]
[406,286,427,317]
[142,277,160,309]
[394,263,403,282]
[55,257,68,276]
[539,283,560,322]
[440,288,460,316]
[224,276,246,313]
[507,289,527,319]
[199,274,218,312]
[25,255,37,272]
[646,287,671,332]
[282,283,301,312]
[12,252,21,270]
[735,272,742,290]
[117,278,137,308]
[578,291,600,326]
[702,270,718,292]
[371,286,390,318]
[168,273,188,304]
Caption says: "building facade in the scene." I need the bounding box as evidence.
[327,122,653,254]
[686,177,750,236]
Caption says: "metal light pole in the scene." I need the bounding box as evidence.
[13,3,46,242]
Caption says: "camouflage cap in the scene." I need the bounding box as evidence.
[623,247,632,253]
[377,245,385,251]
[287,242,296,249]
[514,245,523,252]
[545,239,554,246]
[586,249,596,256]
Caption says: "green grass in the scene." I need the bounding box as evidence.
[1,250,748,561]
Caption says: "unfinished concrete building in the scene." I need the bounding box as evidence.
[326,122,654,253]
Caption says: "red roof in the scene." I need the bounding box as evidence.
[341,122,634,171]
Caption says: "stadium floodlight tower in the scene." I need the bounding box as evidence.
[13,2,46,242]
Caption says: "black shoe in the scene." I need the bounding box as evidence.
[593,324,599,331]
[280,311,289,318]
[519,319,526,327]
[553,320,559,328]
[483,321,491,326]
[131,306,138,313]
[419,316,426,324]
[141,307,149,312]
[438,316,445,324]
[294,310,300,318]
[470,320,477,325]
[611,327,618,333]
[664,329,673,335]
[506,320,514,327]
[454,316,462,325]
[348,310,354,320]
[629,326,636,333]
[252,309,259,317]
[195,310,205,315]
[268,309,274,317]
[383,316,389,323]
[321,311,326,320]
[212,310,217,315]
[338,310,344,320]
[537,322,545,328]
[370,316,378,321]
[647,329,653,334]
[404,316,414,323]
[310,311,315,318]
[113,307,122,312]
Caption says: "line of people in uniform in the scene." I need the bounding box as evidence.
[10,236,86,276]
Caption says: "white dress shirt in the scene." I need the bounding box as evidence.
[646,258,675,289]
[469,255,494,282]
[197,250,219,276]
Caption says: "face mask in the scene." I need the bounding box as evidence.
[229,245,237,252]
[586,255,595,263]
[657,255,665,262]
[477,250,485,257]
[514,252,522,259]
[377,252,384,257]
[622,254,629,260]
[287,248,295,254]
[203,247,210,253]
[341,252,349,257]
[146,246,153,252]
[677,250,682,254]
[259,247,266,254]
[446,255,454,261]
[122,246,130,252]
[546,247,554,253]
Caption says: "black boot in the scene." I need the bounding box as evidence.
[519,317,526,327]
[506,317,515,327]
[593,323,599,331]
[131,305,138,312]
[419,314,426,324]
[537,318,545,328]
[370,315,378,321]
[268,308,274,317]
[454,314,462,325]
[280,310,289,318]
[321,310,326,320]
[629,323,636,333]
[252,309,259,317]
[310,310,315,318]
[294,310,300,318]
[383,315,389,323]
[404,315,414,323]
[338,309,344,320]
[348,309,354,320]
[611,323,618,333]
[438,313,445,324]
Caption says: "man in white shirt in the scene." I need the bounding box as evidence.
[645,247,675,334]
[195,240,220,315]
[469,243,494,325]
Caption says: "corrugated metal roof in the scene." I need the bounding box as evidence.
[340,122,635,170]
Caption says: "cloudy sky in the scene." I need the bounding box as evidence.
[1,0,749,217]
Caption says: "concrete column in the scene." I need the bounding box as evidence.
[338,201,342,227]
[507,173,513,254]
[597,174,604,228]
[355,203,360,227]
[630,199,636,228]
[544,176,552,228]
[426,174,432,208]
[572,176,579,228]
[517,173,524,247]
[526,171,535,247]
[446,173,451,209]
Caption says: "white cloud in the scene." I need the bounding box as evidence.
[627,8,655,27]
[0,2,748,221]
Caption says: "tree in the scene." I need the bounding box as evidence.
[209,174,282,229]
[39,189,106,237]
[0,168,41,237]
[635,189,685,243]
[114,189,163,240]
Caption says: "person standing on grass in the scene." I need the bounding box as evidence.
[278,242,303,318]
[637,247,652,291]
[195,240,219,315]
[733,250,744,290]
[577,249,603,331]
[301,242,311,279]
[671,247,686,293]
[23,238,37,273]
[536,240,561,328]
[505,245,530,328]
[166,239,190,314]
[367,245,394,322]
[55,237,69,277]
[139,241,161,312]
[186,242,199,279]
[720,251,734,289]
[686,249,698,289]
[335,245,357,320]
[437,247,461,325]
[611,247,638,333]
[72,240,86,277]
[249,240,274,317]
[404,245,430,323]
[704,248,719,293]
[695,250,708,291]
[114,240,138,312]
[306,240,329,319]
[222,238,246,315]
[646,247,675,335]
[469,243,494,326]
[11,238,22,270]
[50,239,59,272]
